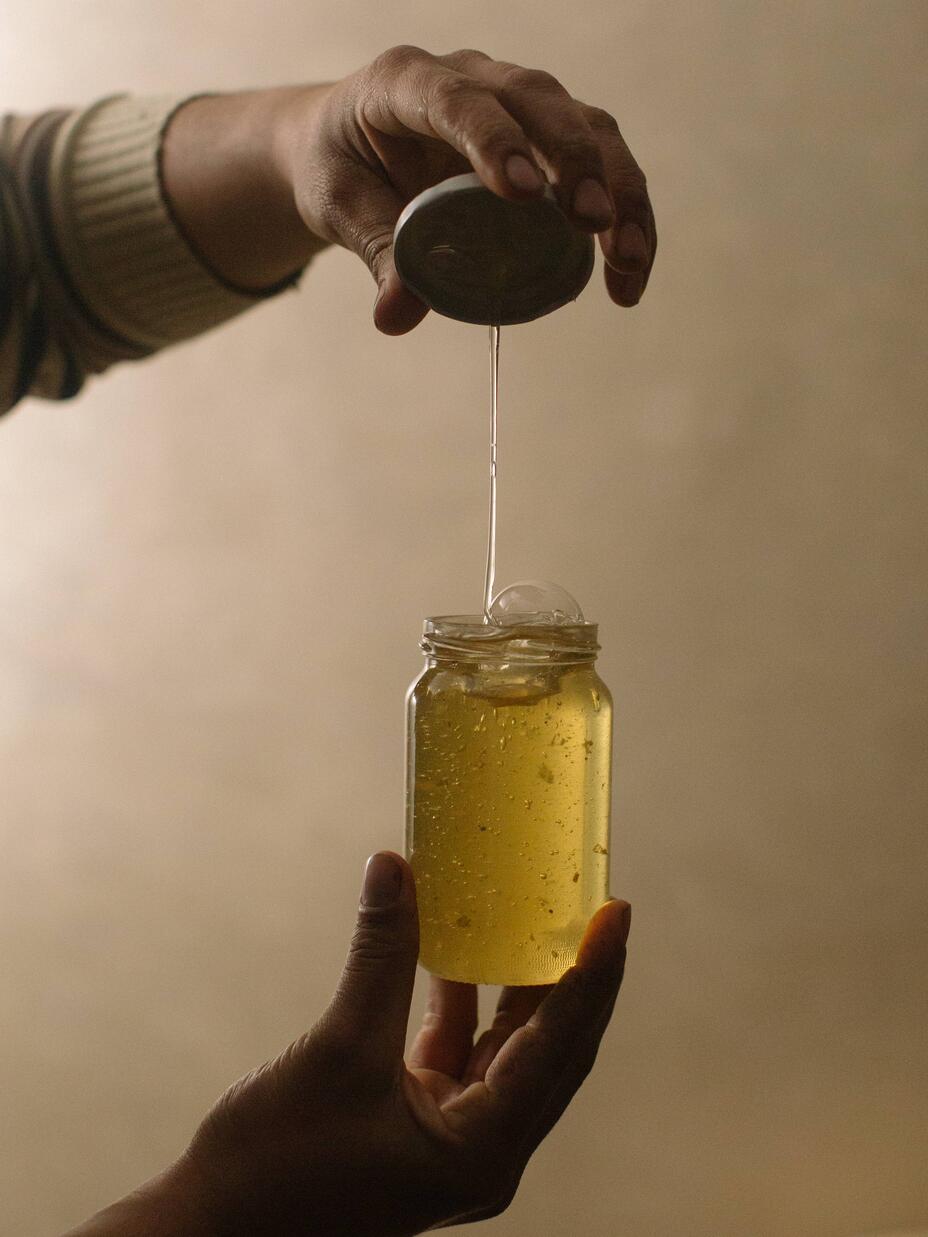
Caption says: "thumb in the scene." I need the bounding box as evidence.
[324,852,420,1072]
[326,167,428,335]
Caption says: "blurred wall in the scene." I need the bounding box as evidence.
[1,2,926,1234]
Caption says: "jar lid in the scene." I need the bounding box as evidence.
[393,173,595,326]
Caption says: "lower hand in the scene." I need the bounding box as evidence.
[129,852,630,1237]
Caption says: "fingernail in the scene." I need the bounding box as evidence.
[616,221,649,271]
[618,902,632,945]
[362,853,403,907]
[373,284,390,332]
[573,178,614,225]
[506,153,544,193]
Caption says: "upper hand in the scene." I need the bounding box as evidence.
[282,46,657,333]
[180,851,631,1236]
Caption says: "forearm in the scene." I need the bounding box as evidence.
[160,86,333,291]
[1,86,332,417]
[62,1157,216,1237]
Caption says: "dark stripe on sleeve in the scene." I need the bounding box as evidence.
[18,111,143,360]
[10,286,48,409]
[0,157,18,354]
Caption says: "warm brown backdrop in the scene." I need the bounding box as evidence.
[1,3,926,1235]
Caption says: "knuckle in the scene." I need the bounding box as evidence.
[553,135,603,170]
[347,917,409,965]
[444,47,491,68]
[359,229,393,276]
[502,65,564,96]
[432,72,485,110]
[429,79,517,153]
[585,104,621,135]
[621,170,650,197]
[466,119,522,155]
[373,44,428,76]
[504,1022,557,1073]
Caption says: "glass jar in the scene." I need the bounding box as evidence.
[405,616,612,985]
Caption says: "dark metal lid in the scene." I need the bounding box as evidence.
[393,173,595,326]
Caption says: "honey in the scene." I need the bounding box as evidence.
[406,619,611,984]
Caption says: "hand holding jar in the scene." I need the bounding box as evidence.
[66,854,630,1237]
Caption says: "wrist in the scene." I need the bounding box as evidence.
[62,1153,218,1237]
[161,86,332,292]
[268,81,336,203]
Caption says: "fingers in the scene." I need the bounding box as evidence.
[322,852,420,1074]
[451,54,657,291]
[333,46,655,324]
[366,48,656,295]
[518,900,632,1156]
[408,977,478,1077]
[461,984,553,1085]
[587,110,656,305]
[575,896,632,973]
[408,978,552,1084]
[364,46,546,202]
[459,55,614,232]
[448,899,630,1145]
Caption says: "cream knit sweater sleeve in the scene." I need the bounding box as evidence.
[0,95,298,416]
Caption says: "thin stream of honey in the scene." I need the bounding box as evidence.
[482,324,500,621]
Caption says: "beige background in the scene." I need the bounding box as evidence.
[1,2,927,1234]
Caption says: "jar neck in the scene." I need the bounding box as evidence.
[420,615,599,667]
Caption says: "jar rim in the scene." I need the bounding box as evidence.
[421,614,599,663]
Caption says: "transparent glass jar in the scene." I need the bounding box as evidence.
[405,616,612,985]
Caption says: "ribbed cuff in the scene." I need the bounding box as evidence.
[47,94,260,351]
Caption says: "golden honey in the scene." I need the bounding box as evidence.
[405,618,611,985]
